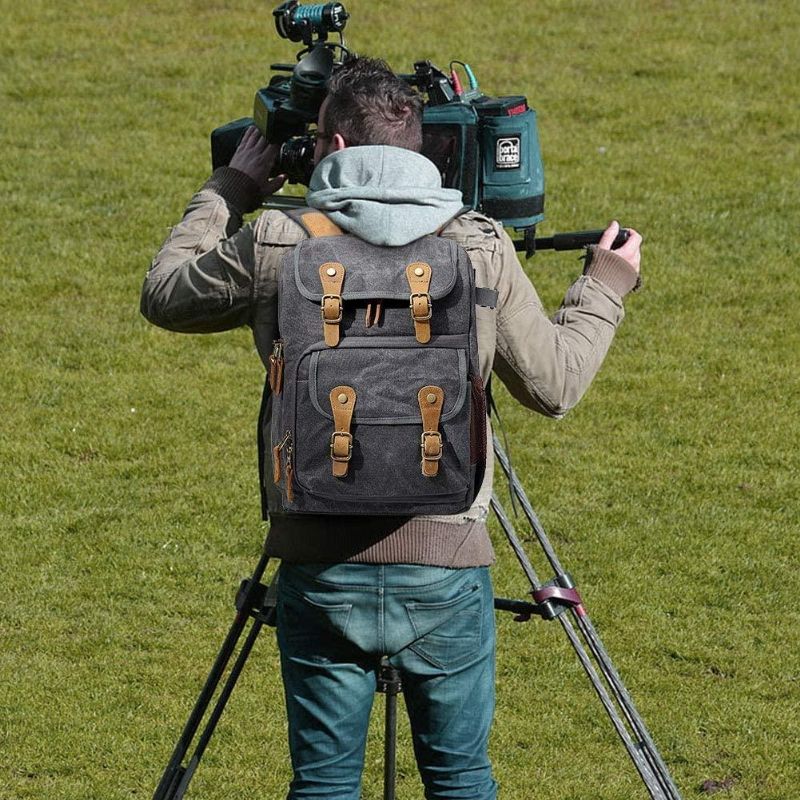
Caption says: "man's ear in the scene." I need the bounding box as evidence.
[332,133,347,151]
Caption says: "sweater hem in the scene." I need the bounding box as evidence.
[264,515,495,568]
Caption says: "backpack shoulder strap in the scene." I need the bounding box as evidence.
[283,207,344,239]
[436,216,499,309]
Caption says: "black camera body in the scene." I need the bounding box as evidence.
[211,1,545,234]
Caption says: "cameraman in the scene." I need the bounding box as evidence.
[142,57,641,800]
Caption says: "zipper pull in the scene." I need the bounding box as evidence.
[269,339,284,394]
[285,440,295,502]
[272,430,290,485]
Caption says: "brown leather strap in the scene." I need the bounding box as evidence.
[285,459,295,501]
[269,357,278,394]
[272,443,282,484]
[320,263,345,347]
[301,212,343,238]
[364,300,383,328]
[330,385,356,477]
[406,262,432,344]
[418,385,444,477]
[268,339,284,395]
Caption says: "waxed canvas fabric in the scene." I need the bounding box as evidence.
[271,230,485,515]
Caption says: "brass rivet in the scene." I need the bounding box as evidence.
[427,393,437,405]
[326,267,337,277]
[337,393,348,405]
[414,266,425,277]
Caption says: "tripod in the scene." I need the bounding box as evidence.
[152,436,683,800]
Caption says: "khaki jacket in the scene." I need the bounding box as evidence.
[142,174,636,566]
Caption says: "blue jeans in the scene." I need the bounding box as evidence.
[276,562,498,800]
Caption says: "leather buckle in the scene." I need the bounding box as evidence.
[420,431,443,461]
[409,292,432,322]
[330,431,353,462]
[321,294,343,323]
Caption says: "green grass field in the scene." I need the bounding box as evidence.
[2,1,798,798]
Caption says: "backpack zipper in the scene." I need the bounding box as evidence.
[285,437,295,502]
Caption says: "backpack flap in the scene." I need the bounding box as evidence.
[290,237,458,303]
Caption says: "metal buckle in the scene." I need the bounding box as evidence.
[409,291,432,322]
[321,294,343,323]
[330,431,353,462]
[420,431,443,461]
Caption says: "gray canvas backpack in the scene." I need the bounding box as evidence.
[267,210,489,516]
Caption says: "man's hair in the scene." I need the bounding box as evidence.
[324,57,423,152]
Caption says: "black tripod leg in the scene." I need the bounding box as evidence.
[171,617,266,799]
[556,612,671,799]
[152,550,273,800]
[377,657,402,800]
[573,612,683,799]
[384,686,398,800]
[493,435,683,799]
[492,496,666,795]
[490,490,682,800]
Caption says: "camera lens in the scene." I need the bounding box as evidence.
[278,134,316,185]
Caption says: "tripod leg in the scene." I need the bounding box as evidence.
[152,550,273,800]
[574,613,683,799]
[171,617,266,799]
[378,658,402,800]
[490,489,682,799]
[384,688,398,800]
[492,435,683,798]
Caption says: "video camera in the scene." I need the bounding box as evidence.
[211,0,625,256]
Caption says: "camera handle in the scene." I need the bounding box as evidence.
[515,226,631,258]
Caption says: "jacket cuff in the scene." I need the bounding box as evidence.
[583,245,641,297]
[202,167,263,213]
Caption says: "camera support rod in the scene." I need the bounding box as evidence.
[515,227,631,258]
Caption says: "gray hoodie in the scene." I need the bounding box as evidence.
[306,146,464,246]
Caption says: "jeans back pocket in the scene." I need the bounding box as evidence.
[405,581,483,670]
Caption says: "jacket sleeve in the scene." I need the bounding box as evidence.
[140,167,268,333]
[493,229,638,418]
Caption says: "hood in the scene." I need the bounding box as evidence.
[305,146,465,246]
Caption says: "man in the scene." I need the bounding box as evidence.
[141,57,641,800]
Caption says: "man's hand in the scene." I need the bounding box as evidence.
[598,220,642,274]
[229,126,287,197]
